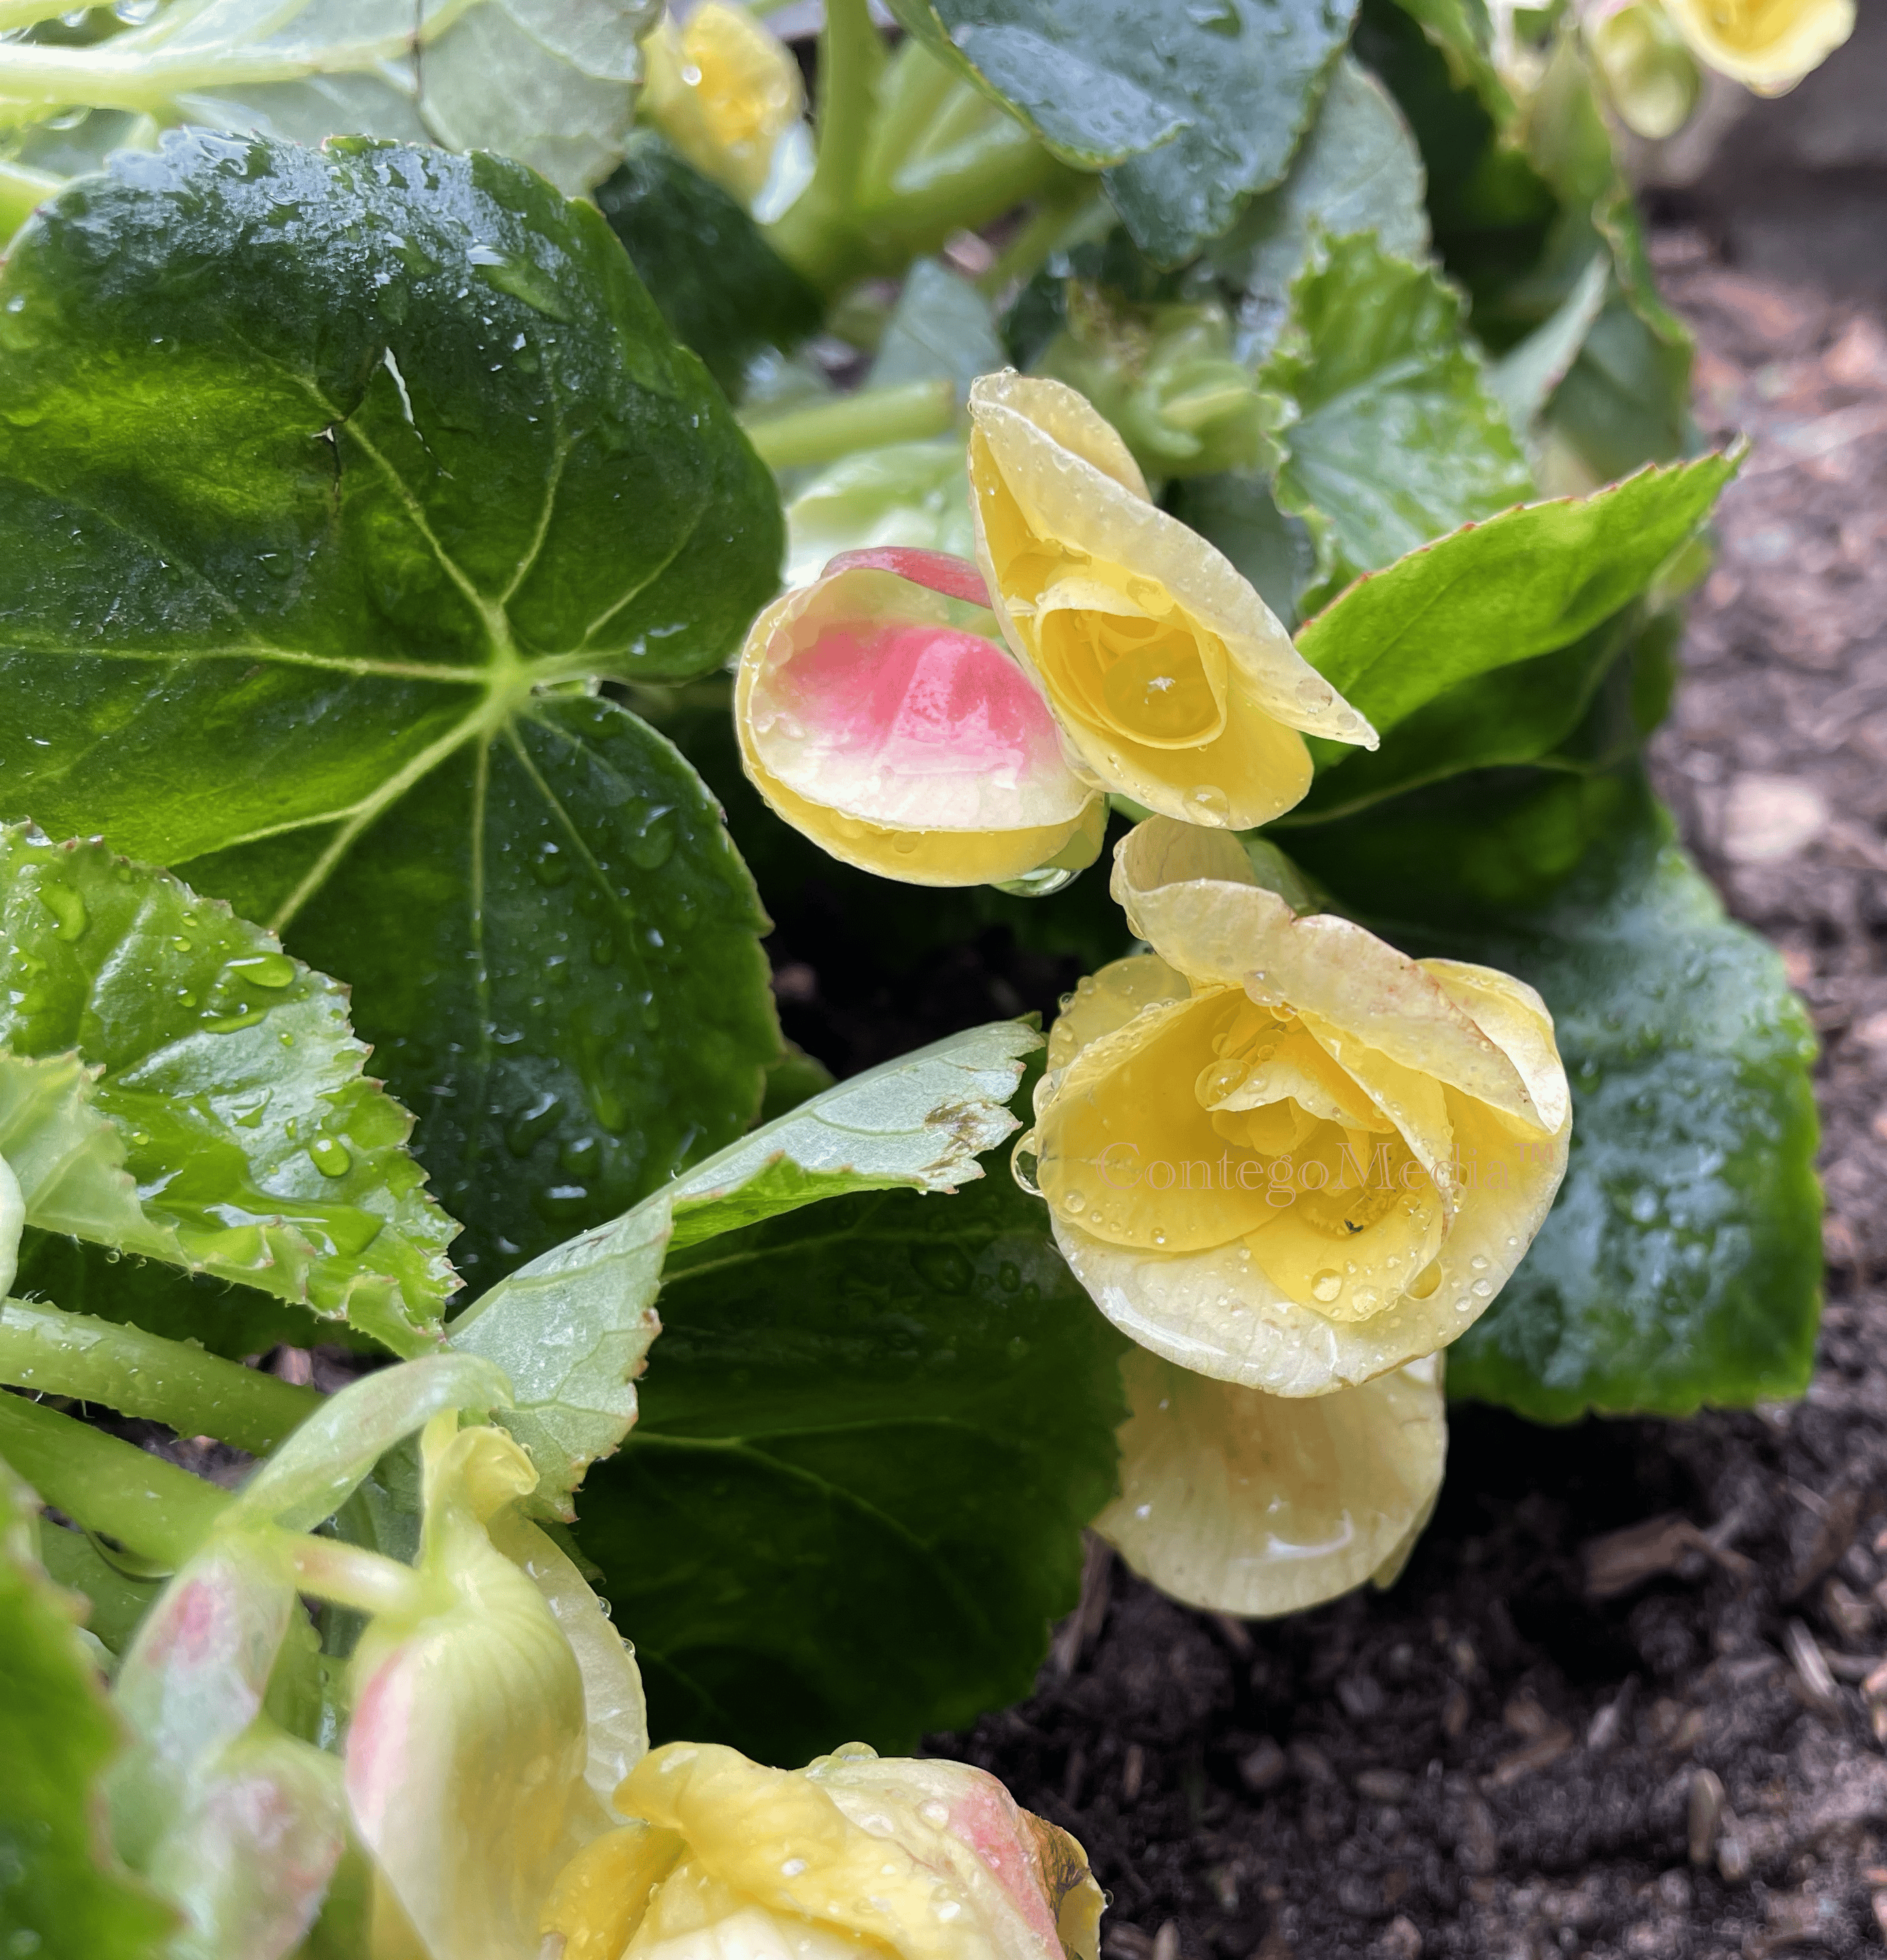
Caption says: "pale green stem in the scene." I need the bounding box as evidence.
[0,1391,228,1567]
[765,0,885,290]
[0,159,61,243]
[742,377,956,470]
[275,1526,426,1621]
[979,183,1105,297]
[856,37,959,202]
[0,1300,323,1456]
[861,125,1079,252]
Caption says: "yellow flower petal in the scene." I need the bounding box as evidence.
[1659,0,1853,91]
[1025,818,1573,1393]
[736,564,1106,889]
[590,1742,1104,1960]
[1095,1347,1447,1617]
[967,373,1374,830]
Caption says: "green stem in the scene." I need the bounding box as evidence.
[862,128,1081,256]
[980,184,1105,297]
[0,1392,228,1568]
[0,159,53,245]
[767,0,884,290]
[275,1527,426,1620]
[741,377,957,471]
[0,1300,323,1455]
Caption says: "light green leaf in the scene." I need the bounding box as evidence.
[0,134,783,1294]
[449,1024,1040,1514]
[883,0,1358,263]
[0,1459,174,1960]
[1261,230,1534,603]
[783,441,976,588]
[3,0,659,199]
[574,1134,1127,1765]
[1292,450,1737,745]
[1491,248,1611,439]
[1211,57,1429,364]
[1292,772,1820,1419]
[0,827,457,1353]
[869,256,1008,404]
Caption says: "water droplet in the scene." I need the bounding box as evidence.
[997,1260,1021,1294]
[1471,1279,1493,1298]
[532,842,571,887]
[934,1902,963,1923]
[1455,1297,1474,1313]
[505,1091,561,1157]
[308,1136,352,1177]
[1468,1253,1489,1272]
[1311,1268,1343,1303]
[38,883,85,941]
[224,951,295,989]
[911,1244,973,1295]
[1295,675,1333,711]
[919,1801,950,1827]
[1152,1228,1168,1247]
[626,809,675,870]
[1060,1189,1087,1215]
[1187,783,1231,825]
[891,833,920,856]
[1408,1260,1442,1299]
[1353,1286,1380,1313]
[781,1858,809,1878]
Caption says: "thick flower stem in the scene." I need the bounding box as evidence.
[277,1526,427,1621]
[0,1391,229,1567]
[766,0,884,290]
[0,158,58,242]
[0,1300,324,1455]
[742,376,956,469]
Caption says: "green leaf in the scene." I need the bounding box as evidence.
[0,1461,174,1960]
[883,0,1358,264]
[594,132,823,397]
[0,828,456,1353]
[1291,450,1736,744]
[1209,56,1430,364]
[448,1024,1041,1514]
[3,0,658,200]
[573,1139,1129,1765]
[0,134,784,1292]
[1261,231,1534,603]
[782,441,976,589]
[1289,771,1821,1418]
[1378,0,1512,117]
[869,256,1008,404]
[1490,246,1610,437]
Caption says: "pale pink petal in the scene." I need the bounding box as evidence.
[823,546,993,607]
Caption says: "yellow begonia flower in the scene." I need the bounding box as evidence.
[1096,1347,1446,1618]
[736,545,1107,889]
[1024,817,1571,1397]
[544,1740,1104,1960]
[967,373,1377,832]
[641,2,805,205]
[1657,0,1852,91]
[346,1416,647,1960]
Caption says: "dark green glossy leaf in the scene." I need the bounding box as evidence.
[0,827,456,1351]
[1289,771,1821,1419]
[594,132,822,397]
[1261,231,1533,604]
[574,1138,1128,1765]
[0,134,783,1291]
[0,1461,173,1960]
[1210,56,1429,365]
[884,0,1357,263]
[1286,450,1735,798]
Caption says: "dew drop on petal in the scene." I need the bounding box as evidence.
[1311,1268,1343,1304]
[781,1858,808,1877]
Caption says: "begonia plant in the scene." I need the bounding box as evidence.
[0,0,1848,1951]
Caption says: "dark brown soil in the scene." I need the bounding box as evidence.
[927,244,1887,1960]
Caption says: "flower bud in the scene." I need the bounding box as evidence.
[1024,819,1570,1396]
[1653,0,1852,92]
[1034,287,1282,481]
[967,373,1375,832]
[543,1740,1104,1960]
[1584,0,1702,137]
[641,3,806,205]
[736,545,1107,889]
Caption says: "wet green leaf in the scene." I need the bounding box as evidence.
[884,0,1357,263]
[1289,771,1821,1419]
[0,1461,173,1960]
[1261,231,1533,603]
[449,1024,1040,1515]
[0,135,783,1293]
[0,827,456,1353]
[573,1137,1128,1765]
